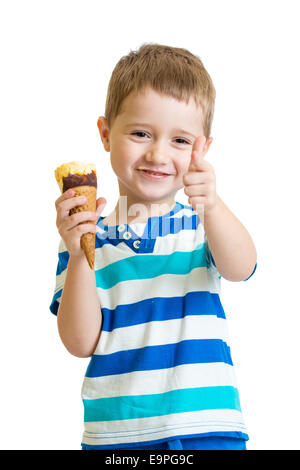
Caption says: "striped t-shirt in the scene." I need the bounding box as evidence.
[50,201,256,448]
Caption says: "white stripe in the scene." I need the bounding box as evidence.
[53,226,219,311]
[54,268,67,295]
[55,208,204,274]
[94,315,228,355]
[96,267,220,310]
[128,223,147,237]
[81,409,246,445]
[53,238,68,295]
[153,225,205,253]
[172,205,197,220]
[58,238,67,253]
[81,362,237,400]
[94,238,134,270]
[95,223,205,270]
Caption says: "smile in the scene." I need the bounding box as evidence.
[136,166,172,180]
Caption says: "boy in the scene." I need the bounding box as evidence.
[50,43,257,451]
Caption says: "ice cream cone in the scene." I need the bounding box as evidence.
[55,161,97,270]
[69,185,97,269]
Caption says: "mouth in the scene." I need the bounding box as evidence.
[136,166,171,177]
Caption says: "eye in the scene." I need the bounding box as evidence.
[175,138,190,145]
[132,131,148,138]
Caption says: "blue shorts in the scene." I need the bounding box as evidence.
[82,436,247,451]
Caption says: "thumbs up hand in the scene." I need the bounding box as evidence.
[182,136,217,215]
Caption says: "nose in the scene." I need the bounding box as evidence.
[145,140,169,164]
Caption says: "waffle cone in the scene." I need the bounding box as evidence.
[68,185,97,269]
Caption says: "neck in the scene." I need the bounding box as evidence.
[112,196,176,225]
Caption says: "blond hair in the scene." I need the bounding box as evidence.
[104,43,216,138]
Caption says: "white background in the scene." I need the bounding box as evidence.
[1,0,299,450]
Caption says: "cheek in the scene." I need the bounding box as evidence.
[110,140,137,174]
[114,139,138,160]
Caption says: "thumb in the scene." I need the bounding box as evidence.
[189,136,206,171]
[96,197,107,214]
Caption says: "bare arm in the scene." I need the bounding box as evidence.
[204,195,257,282]
[57,254,102,358]
[54,187,106,358]
[183,137,257,282]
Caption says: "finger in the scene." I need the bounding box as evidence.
[184,183,210,197]
[192,136,206,157]
[96,197,107,214]
[188,196,206,212]
[56,197,87,228]
[189,136,207,171]
[183,163,213,186]
[183,171,205,186]
[58,195,89,215]
[71,223,98,235]
[63,210,98,232]
[55,188,75,208]
[191,136,205,154]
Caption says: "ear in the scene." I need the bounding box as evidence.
[97,116,110,152]
[202,136,213,157]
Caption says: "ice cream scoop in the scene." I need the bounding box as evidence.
[55,161,97,269]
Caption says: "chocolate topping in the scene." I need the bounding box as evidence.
[62,171,97,192]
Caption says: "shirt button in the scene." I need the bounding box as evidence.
[117,224,126,232]
[133,240,141,249]
[123,231,132,240]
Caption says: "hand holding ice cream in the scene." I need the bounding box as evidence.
[54,161,106,269]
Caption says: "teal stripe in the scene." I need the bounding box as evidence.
[95,244,207,289]
[83,386,241,422]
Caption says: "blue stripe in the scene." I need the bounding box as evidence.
[101,292,225,331]
[49,289,64,315]
[96,205,200,239]
[56,250,69,276]
[81,432,249,449]
[85,339,232,378]
[49,296,60,315]
[54,212,202,268]
[83,386,241,422]
[50,290,224,321]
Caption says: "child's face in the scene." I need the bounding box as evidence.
[98,86,212,211]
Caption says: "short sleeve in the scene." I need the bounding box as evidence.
[204,233,257,282]
[242,262,257,281]
[49,238,70,315]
